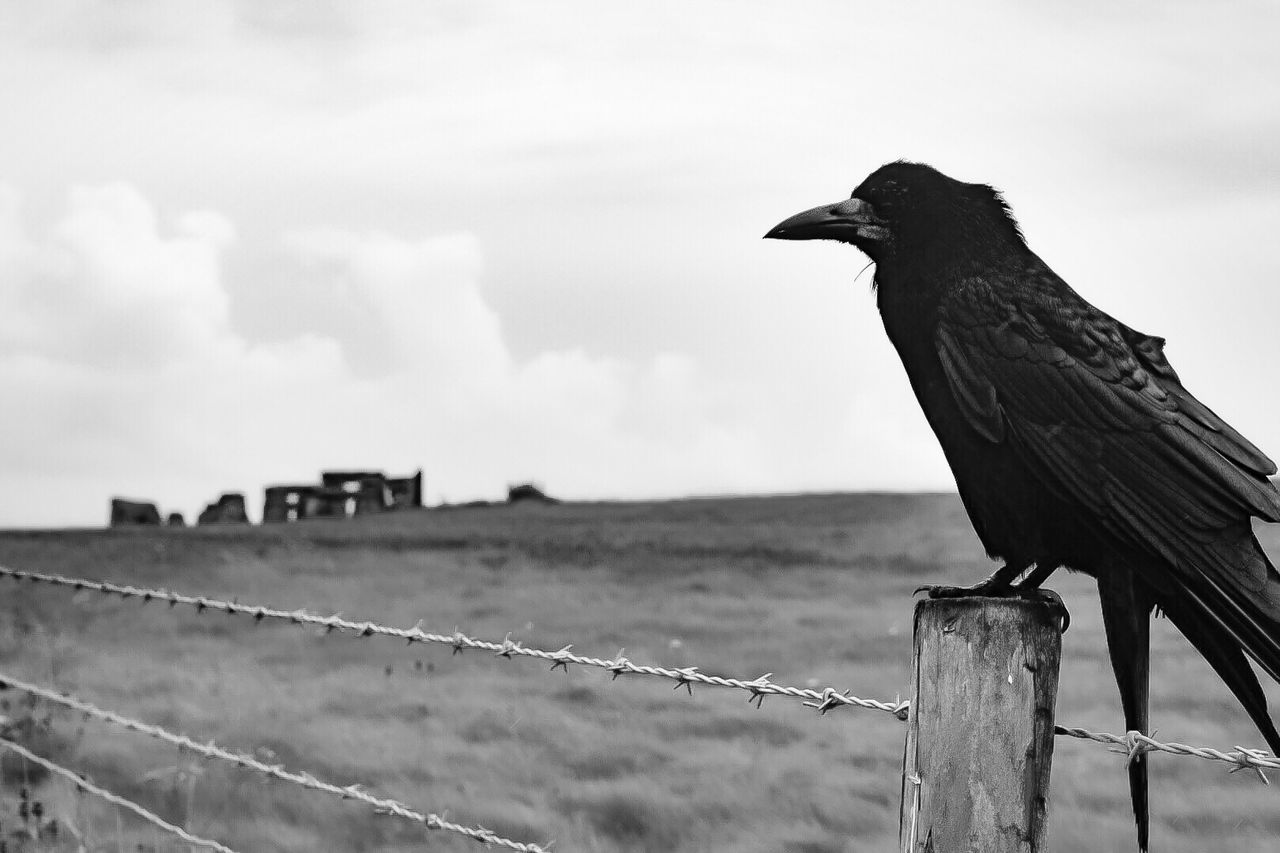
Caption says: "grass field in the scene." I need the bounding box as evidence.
[1,493,1278,851]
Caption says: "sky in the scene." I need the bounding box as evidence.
[2,2,1279,527]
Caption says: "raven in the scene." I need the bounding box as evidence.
[766,161,1280,851]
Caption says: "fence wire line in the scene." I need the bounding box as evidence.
[0,737,242,853]
[4,566,1277,780]
[0,672,551,853]
[6,672,1275,805]
[1053,726,1279,780]
[0,564,911,719]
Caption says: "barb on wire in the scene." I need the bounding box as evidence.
[1054,725,1279,780]
[10,564,1272,782]
[0,672,551,853]
[0,564,910,720]
[0,737,241,853]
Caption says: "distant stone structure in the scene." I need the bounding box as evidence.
[386,470,424,510]
[507,483,558,504]
[320,470,383,489]
[262,469,423,523]
[304,487,350,519]
[261,485,317,523]
[198,492,249,525]
[108,469,424,528]
[110,498,161,527]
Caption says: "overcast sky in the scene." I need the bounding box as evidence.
[2,2,1279,527]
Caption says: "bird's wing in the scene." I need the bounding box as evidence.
[1121,326,1277,480]
[935,269,1280,668]
[936,269,1280,531]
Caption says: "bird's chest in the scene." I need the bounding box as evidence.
[877,289,967,444]
[877,293,1074,564]
[880,308,993,470]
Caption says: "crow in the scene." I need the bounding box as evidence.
[765,161,1280,851]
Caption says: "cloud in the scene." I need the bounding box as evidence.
[282,228,506,381]
[0,184,775,525]
[2,185,229,363]
[0,184,351,523]
[277,223,770,502]
[5,5,1277,528]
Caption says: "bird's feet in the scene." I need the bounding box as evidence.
[1014,586,1070,633]
[915,577,1011,599]
[914,581,1070,633]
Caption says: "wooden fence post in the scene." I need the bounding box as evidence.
[899,597,1063,852]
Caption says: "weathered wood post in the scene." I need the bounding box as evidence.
[899,597,1063,852]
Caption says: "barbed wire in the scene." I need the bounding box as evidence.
[3,565,1276,782]
[0,737,241,853]
[0,564,910,719]
[0,672,552,853]
[1054,725,1278,781]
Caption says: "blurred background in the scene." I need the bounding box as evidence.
[4,5,1280,852]
[2,2,1278,526]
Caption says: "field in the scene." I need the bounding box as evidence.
[1,493,1278,852]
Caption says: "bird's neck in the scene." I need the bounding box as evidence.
[877,291,930,357]
[874,244,1022,318]
[874,264,946,338]
[873,251,997,373]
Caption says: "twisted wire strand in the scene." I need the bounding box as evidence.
[0,672,551,853]
[0,737,241,853]
[0,564,910,719]
[1054,725,1279,780]
[5,565,1275,780]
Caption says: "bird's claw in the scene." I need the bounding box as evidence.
[914,580,1012,599]
[914,582,1070,633]
[1013,586,1071,634]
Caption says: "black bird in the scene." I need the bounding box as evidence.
[766,161,1280,851]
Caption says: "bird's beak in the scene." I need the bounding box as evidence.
[763,198,888,243]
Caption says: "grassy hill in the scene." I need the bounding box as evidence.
[1,493,1278,851]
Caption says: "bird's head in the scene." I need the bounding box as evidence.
[764,161,1026,269]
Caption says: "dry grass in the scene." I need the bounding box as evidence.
[0,493,1277,851]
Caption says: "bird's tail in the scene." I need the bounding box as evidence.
[1113,532,1280,853]
[1160,533,1280,756]
[1159,585,1280,756]
[1097,571,1152,852]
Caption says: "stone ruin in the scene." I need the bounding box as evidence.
[109,469,423,528]
[109,497,162,527]
[507,483,559,504]
[262,469,422,523]
[197,492,249,525]
[109,498,190,528]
